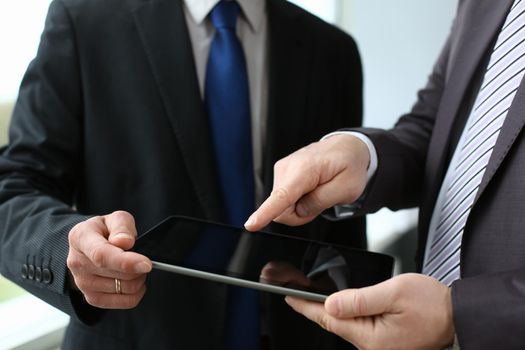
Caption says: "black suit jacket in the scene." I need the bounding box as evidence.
[352,1,525,348]
[0,0,364,349]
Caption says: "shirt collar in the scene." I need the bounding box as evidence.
[183,0,265,32]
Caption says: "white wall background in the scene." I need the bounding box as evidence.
[342,1,457,253]
[0,0,52,104]
[342,1,457,129]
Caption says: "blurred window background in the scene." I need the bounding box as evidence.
[0,0,51,300]
[0,2,70,349]
[0,1,456,349]
[0,0,52,144]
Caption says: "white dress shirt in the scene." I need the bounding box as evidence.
[182,0,268,204]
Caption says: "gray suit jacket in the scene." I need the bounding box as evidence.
[351,1,525,348]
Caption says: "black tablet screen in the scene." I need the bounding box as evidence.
[134,216,394,297]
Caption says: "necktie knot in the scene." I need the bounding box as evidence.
[210,1,240,30]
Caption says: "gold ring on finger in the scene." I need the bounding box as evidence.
[115,278,122,294]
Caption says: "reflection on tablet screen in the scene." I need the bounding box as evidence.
[134,216,394,298]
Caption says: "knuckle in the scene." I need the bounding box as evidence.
[75,275,98,293]
[74,278,89,292]
[389,277,404,300]
[130,297,141,308]
[272,187,290,202]
[346,187,360,202]
[120,286,146,309]
[66,254,82,271]
[69,217,104,245]
[351,291,366,316]
[117,259,128,272]
[300,142,316,155]
[84,293,101,307]
[110,210,134,224]
[346,182,366,203]
[306,192,323,211]
[127,280,143,294]
[316,313,333,333]
[123,295,141,309]
[273,159,285,172]
[89,246,105,268]
[86,215,104,227]
[68,224,82,244]
[86,275,98,290]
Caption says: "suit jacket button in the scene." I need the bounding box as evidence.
[21,264,28,279]
[35,267,42,282]
[43,268,53,284]
[28,264,35,280]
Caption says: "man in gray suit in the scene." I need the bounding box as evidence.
[247,1,525,349]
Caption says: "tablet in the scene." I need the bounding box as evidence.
[133,216,394,302]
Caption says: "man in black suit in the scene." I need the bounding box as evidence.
[247,0,525,349]
[0,0,364,349]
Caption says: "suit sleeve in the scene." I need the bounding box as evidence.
[346,29,453,215]
[320,31,369,249]
[0,0,94,322]
[451,269,525,349]
[344,2,525,347]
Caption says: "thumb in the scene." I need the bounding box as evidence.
[105,211,138,250]
[325,280,393,318]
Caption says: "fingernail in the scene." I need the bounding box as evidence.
[326,295,341,316]
[296,203,309,217]
[135,262,151,273]
[244,216,255,229]
[113,233,133,241]
[284,296,299,309]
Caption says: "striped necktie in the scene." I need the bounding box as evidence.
[422,0,525,286]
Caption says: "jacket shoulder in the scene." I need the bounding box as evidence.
[269,0,359,54]
[56,0,142,17]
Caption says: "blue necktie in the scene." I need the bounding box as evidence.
[205,2,259,349]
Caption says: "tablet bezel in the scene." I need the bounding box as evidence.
[135,215,394,302]
[152,260,327,302]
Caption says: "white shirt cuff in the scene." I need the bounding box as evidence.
[320,131,378,219]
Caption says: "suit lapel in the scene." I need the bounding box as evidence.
[263,0,312,192]
[419,0,513,235]
[475,77,525,202]
[132,0,223,220]
[472,0,524,202]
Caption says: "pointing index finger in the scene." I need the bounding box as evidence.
[245,186,299,231]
